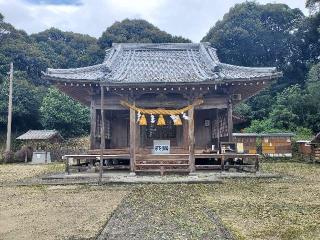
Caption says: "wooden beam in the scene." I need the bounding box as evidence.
[99,86,105,184]
[227,100,233,142]
[129,102,136,173]
[188,106,195,173]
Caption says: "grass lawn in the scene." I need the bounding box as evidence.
[203,161,320,239]
[0,163,65,184]
[0,161,319,239]
[0,163,128,240]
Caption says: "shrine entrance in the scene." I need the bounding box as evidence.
[141,116,180,147]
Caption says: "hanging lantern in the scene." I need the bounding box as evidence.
[139,114,147,126]
[173,115,182,126]
[157,114,166,126]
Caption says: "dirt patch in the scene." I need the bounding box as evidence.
[0,185,127,240]
[0,163,64,184]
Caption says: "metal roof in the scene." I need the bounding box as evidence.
[233,133,295,137]
[43,42,282,84]
[17,130,61,140]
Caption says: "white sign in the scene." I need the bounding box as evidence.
[153,140,170,154]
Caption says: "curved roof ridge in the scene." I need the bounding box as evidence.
[115,50,136,82]
[46,62,109,75]
[113,42,200,50]
[218,62,277,73]
[206,46,220,63]
[105,44,123,68]
[190,49,211,80]
[186,49,208,80]
[199,43,219,72]
[103,48,115,63]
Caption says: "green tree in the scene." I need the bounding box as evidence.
[202,2,310,130]
[202,2,304,85]
[244,119,280,133]
[0,72,45,132]
[31,28,104,69]
[304,63,320,132]
[306,0,320,12]
[98,19,190,49]
[40,88,90,137]
[0,15,50,84]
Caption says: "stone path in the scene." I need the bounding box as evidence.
[97,184,235,240]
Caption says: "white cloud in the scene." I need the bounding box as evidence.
[0,0,308,41]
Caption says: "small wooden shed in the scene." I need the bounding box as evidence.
[261,133,294,157]
[16,130,63,163]
[232,133,258,154]
[233,133,294,157]
[296,140,312,156]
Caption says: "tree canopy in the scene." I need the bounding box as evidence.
[0,2,319,138]
[306,0,320,13]
[202,2,305,85]
[0,72,45,132]
[31,28,104,69]
[39,88,90,137]
[98,19,190,49]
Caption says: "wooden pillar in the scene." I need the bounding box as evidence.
[188,106,195,173]
[99,86,105,183]
[183,119,189,150]
[45,146,47,164]
[227,100,233,142]
[129,102,136,173]
[221,155,225,171]
[90,98,96,150]
[255,155,259,172]
[65,157,70,174]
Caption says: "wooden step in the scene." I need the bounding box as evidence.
[135,169,190,173]
[136,163,189,167]
[136,159,189,162]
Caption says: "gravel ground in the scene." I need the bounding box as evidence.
[0,185,128,240]
[98,184,235,240]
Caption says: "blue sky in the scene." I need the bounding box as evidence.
[24,0,81,4]
[0,0,308,42]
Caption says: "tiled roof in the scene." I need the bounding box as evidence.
[43,43,282,84]
[17,130,61,140]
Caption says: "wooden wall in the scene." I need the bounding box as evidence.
[233,136,257,154]
[194,109,214,149]
[90,92,231,150]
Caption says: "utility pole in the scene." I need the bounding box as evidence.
[5,62,13,155]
